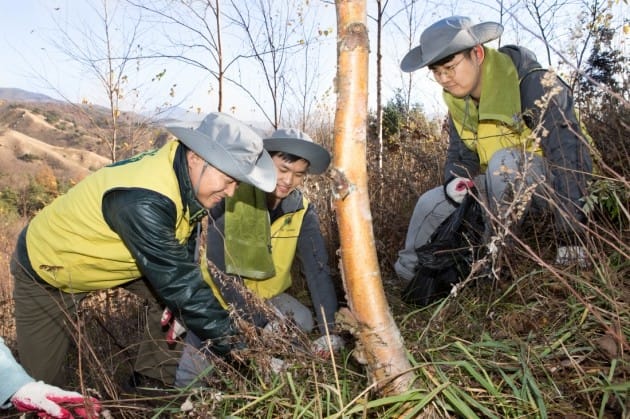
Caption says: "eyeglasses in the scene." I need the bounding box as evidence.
[429,55,467,81]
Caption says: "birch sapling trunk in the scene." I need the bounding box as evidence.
[333,0,415,395]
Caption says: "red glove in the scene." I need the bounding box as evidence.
[445,177,474,204]
[160,307,187,344]
[11,381,100,419]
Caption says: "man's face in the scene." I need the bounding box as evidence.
[187,152,238,209]
[429,47,483,99]
[269,154,309,202]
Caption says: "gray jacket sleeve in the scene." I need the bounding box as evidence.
[520,70,592,236]
[296,204,338,335]
[443,117,481,184]
[503,45,592,238]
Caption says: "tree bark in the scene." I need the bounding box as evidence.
[333,0,415,396]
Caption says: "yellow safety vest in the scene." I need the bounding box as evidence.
[25,141,193,292]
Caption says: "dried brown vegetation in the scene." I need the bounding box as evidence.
[0,96,627,418]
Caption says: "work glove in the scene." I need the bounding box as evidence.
[445,177,475,204]
[270,357,288,374]
[11,381,101,419]
[555,246,589,268]
[311,334,344,358]
[161,307,187,344]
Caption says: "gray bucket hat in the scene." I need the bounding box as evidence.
[263,128,331,174]
[167,112,277,192]
[400,16,503,73]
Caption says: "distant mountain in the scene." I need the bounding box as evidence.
[0,87,59,103]
[0,87,270,132]
[154,106,206,127]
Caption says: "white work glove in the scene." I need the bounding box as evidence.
[270,357,288,374]
[11,381,101,419]
[262,320,282,335]
[555,246,589,268]
[311,334,344,358]
[161,307,187,344]
[445,177,475,204]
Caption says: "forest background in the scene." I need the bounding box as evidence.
[0,0,628,417]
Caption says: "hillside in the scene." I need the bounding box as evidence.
[0,87,58,103]
[0,95,164,190]
[0,100,111,189]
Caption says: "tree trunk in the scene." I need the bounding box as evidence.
[215,0,223,112]
[376,0,384,172]
[333,0,415,396]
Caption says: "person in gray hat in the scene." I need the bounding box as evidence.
[174,128,342,387]
[10,112,277,389]
[395,16,594,288]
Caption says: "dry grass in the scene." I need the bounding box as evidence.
[0,100,628,417]
[0,211,26,348]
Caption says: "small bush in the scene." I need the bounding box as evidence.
[17,153,41,162]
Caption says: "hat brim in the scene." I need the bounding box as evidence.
[400,21,503,72]
[168,126,277,193]
[400,44,427,73]
[263,137,331,174]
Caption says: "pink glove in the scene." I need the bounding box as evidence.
[11,381,100,419]
[445,177,474,204]
[161,307,187,344]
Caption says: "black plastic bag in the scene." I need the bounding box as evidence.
[402,190,485,306]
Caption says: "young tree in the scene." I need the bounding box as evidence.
[49,0,148,162]
[523,0,572,66]
[129,0,229,113]
[374,0,386,171]
[227,0,310,128]
[389,0,423,116]
[283,3,333,132]
[334,0,415,396]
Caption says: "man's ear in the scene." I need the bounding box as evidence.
[187,150,202,166]
[474,45,485,64]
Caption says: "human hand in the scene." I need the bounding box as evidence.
[11,381,101,419]
[161,307,187,344]
[445,177,474,204]
[311,334,344,358]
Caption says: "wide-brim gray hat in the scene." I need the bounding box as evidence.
[263,128,331,175]
[401,16,503,72]
[167,112,277,192]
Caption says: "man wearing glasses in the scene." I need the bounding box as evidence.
[394,16,593,294]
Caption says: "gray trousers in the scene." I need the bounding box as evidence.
[174,293,313,387]
[11,256,180,387]
[395,148,547,281]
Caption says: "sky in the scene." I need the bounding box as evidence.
[0,0,442,125]
[1,0,627,127]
